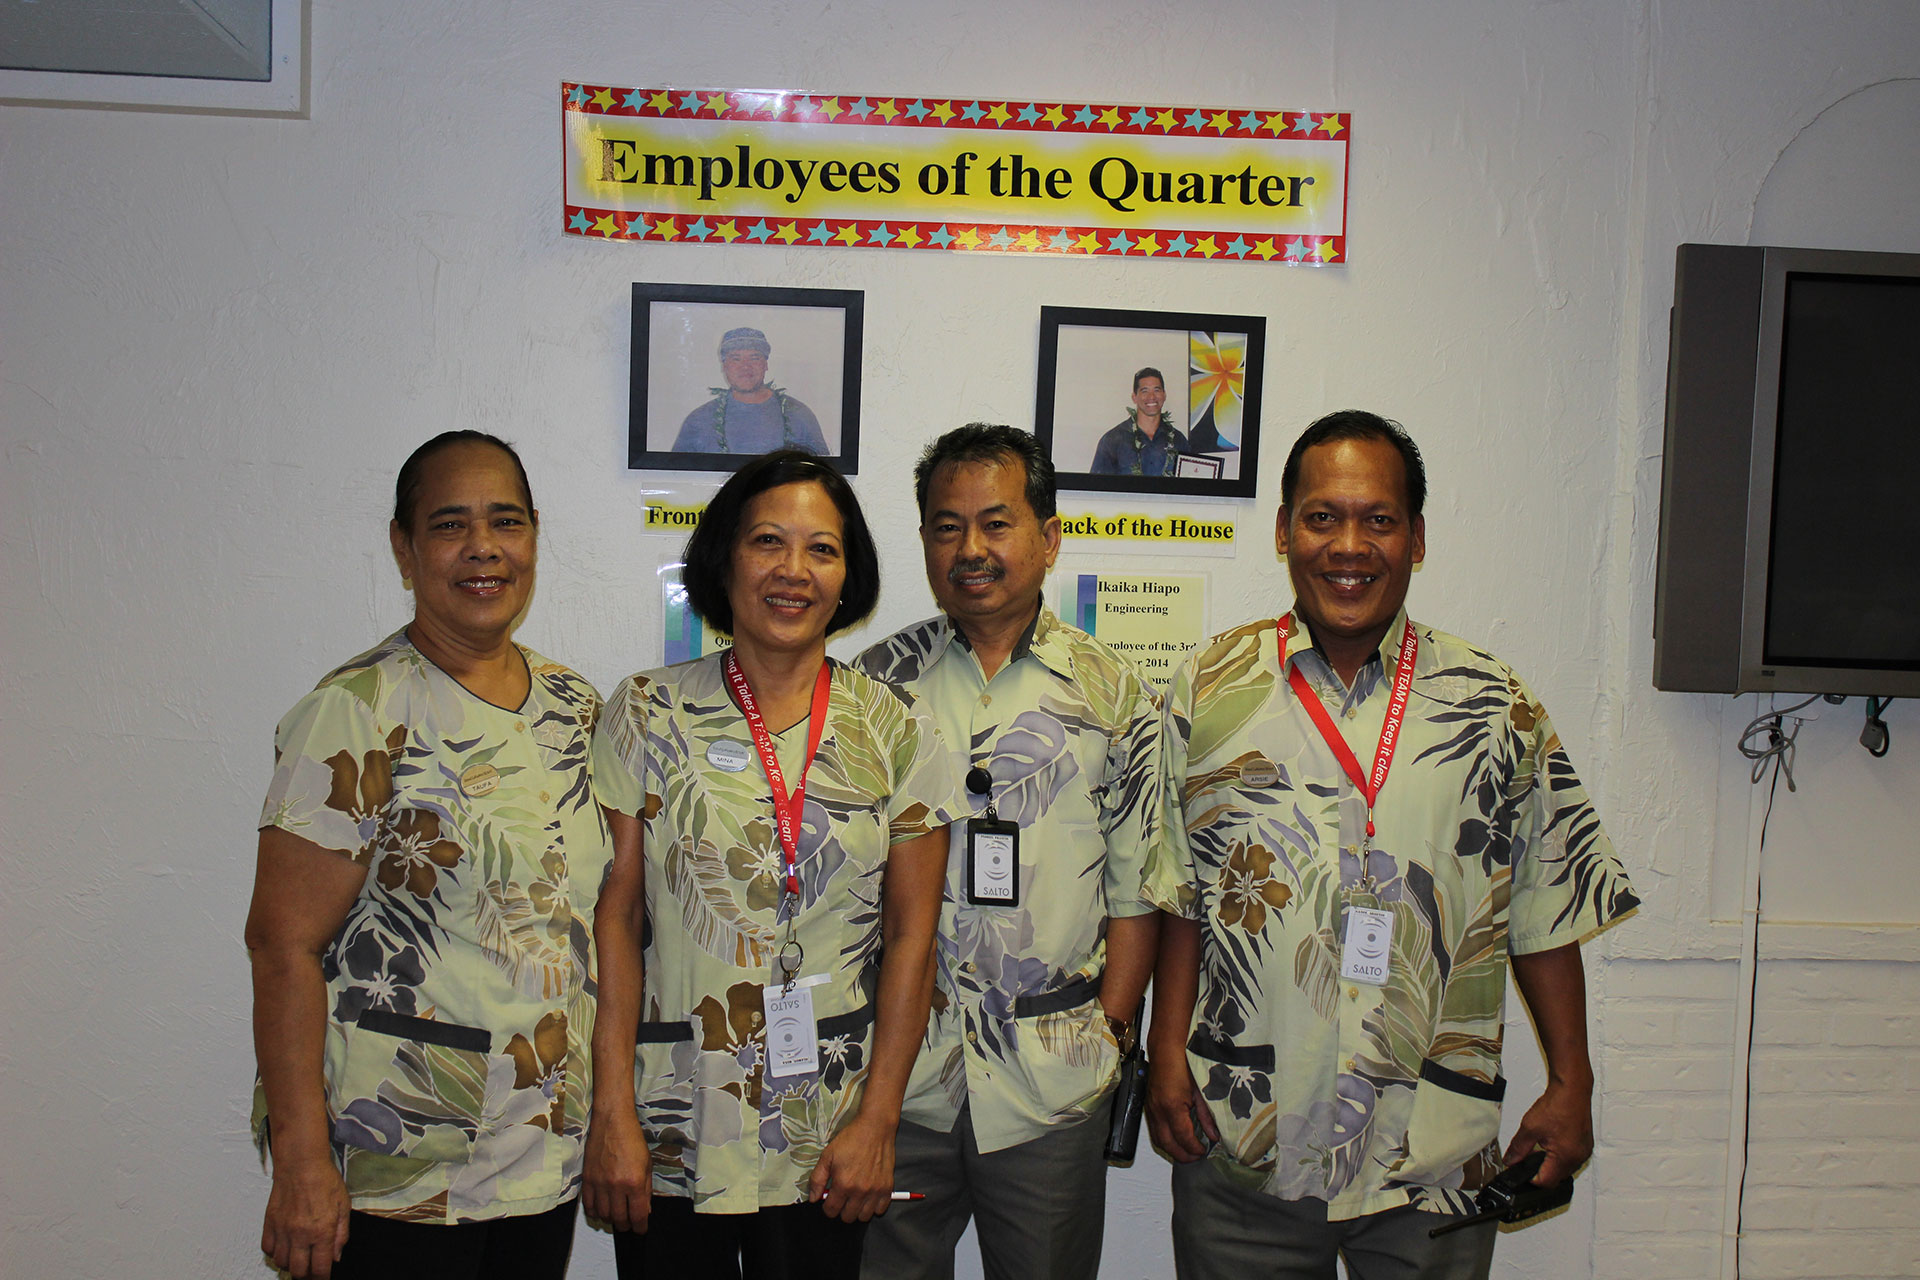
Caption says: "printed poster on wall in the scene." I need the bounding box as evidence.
[1073,572,1208,685]
[661,563,729,664]
[563,83,1349,264]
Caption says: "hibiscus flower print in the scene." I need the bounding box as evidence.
[818,1032,865,1091]
[694,980,765,1055]
[525,846,571,940]
[693,980,768,1107]
[1196,992,1247,1045]
[323,729,401,826]
[723,820,784,913]
[505,1009,569,1132]
[1204,1061,1273,1119]
[375,808,463,900]
[1218,841,1293,934]
[329,926,427,1024]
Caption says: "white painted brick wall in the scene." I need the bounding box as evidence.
[1592,957,1920,1280]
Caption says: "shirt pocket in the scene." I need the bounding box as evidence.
[631,1019,701,1186]
[1011,976,1121,1122]
[1387,1058,1507,1185]
[1187,1029,1279,1158]
[330,1009,494,1165]
[633,1018,697,1110]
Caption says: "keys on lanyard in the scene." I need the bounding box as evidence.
[723,651,832,991]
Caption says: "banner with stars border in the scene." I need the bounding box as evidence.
[563,84,1348,264]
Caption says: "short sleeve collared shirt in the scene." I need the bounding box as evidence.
[254,632,617,1223]
[596,654,964,1213]
[856,607,1172,1153]
[1153,610,1638,1220]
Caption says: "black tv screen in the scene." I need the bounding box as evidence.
[1764,273,1920,671]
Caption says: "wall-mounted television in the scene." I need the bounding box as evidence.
[1653,243,1920,696]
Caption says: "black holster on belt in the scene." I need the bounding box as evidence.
[1103,1005,1148,1164]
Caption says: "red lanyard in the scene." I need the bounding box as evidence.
[1276,613,1418,840]
[723,651,832,898]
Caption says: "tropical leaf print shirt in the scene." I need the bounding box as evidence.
[1150,611,1638,1220]
[254,632,618,1223]
[855,608,1174,1153]
[595,654,964,1213]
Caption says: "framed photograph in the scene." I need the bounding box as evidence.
[630,283,863,474]
[1035,306,1266,498]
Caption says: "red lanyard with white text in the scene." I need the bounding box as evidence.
[1276,612,1418,857]
[723,651,832,907]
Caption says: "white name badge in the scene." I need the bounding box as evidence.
[707,739,753,772]
[762,981,821,1078]
[966,819,1020,905]
[1340,905,1393,986]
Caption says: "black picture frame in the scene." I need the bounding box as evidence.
[1035,305,1265,498]
[630,282,864,474]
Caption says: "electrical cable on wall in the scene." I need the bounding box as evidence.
[1724,692,1832,1278]
[1735,693,1822,789]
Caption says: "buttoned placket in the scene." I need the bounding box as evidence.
[1283,626,1405,1090]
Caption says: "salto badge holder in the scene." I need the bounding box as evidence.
[963,765,1019,906]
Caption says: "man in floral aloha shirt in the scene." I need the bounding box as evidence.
[1146,411,1638,1280]
[857,425,1174,1280]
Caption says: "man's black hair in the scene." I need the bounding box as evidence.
[911,424,1057,523]
[1280,410,1427,519]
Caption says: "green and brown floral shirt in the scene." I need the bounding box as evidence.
[595,654,964,1213]
[855,607,1172,1153]
[1151,610,1638,1220]
[254,631,618,1223]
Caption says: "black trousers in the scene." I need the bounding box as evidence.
[614,1196,868,1280]
[331,1198,578,1280]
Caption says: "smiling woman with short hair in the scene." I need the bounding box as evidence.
[585,450,961,1278]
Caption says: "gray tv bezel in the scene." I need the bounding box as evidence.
[1654,242,1920,697]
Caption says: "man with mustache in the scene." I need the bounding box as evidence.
[856,424,1173,1280]
[1144,411,1639,1279]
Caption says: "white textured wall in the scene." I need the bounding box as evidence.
[4,2,1919,1277]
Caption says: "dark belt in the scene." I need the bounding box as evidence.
[1187,1028,1275,1073]
[637,969,879,1046]
[1420,1058,1506,1102]
[1010,970,1102,1018]
[356,1007,491,1053]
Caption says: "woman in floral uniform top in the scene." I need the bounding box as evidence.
[245,432,619,1279]
[584,451,961,1278]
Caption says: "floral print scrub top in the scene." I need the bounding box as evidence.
[596,654,964,1214]
[253,631,618,1223]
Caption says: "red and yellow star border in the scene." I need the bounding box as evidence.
[562,84,1348,265]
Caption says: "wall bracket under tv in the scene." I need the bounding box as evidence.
[1653,242,1920,697]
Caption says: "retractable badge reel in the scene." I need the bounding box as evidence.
[964,765,1019,906]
